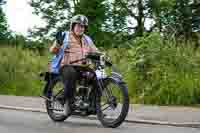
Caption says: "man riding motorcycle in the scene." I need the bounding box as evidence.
[41,15,129,128]
[42,14,98,109]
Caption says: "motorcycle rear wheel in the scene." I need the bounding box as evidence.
[45,80,69,122]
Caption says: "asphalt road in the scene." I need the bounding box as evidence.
[0,109,199,133]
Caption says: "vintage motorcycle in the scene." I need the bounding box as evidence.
[40,52,129,128]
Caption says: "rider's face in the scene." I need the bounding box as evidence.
[73,23,85,36]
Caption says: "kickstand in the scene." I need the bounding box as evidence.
[40,95,52,102]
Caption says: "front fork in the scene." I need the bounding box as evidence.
[95,77,114,108]
[95,72,125,108]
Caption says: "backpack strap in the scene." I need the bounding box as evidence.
[62,31,70,49]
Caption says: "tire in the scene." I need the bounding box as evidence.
[96,78,129,128]
[46,100,69,122]
[45,80,69,122]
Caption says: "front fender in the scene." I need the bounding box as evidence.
[96,74,126,97]
[109,71,125,84]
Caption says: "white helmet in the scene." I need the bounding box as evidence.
[70,14,88,31]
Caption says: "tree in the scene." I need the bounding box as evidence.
[0,0,6,5]
[72,0,111,47]
[148,0,195,41]
[30,0,112,47]
[175,0,193,40]
[191,0,200,48]
[29,0,72,39]
[191,1,200,32]
[117,0,146,37]
[0,1,10,41]
[116,0,164,37]
[147,0,176,33]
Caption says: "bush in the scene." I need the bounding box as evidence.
[1,33,200,105]
[0,45,48,96]
[108,33,200,105]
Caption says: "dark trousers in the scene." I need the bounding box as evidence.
[60,65,78,102]
[43,73,60,98]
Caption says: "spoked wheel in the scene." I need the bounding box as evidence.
[46,80,70,122]
[96,78,129,128]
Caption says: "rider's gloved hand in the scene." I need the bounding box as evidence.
[55,31,65,46]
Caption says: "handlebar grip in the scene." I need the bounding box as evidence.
[105,60,112,67]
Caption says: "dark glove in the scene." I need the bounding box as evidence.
[55,31,66,46]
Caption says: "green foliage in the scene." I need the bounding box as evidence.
[151,0,198,41]
[0,6,10,40]
[108,33,200,105]
[73,0,111,47]
[29,0,71,38]
[7,34,49,55]
[2,0,200,105]
[28,0,200,48]
[0,45,48,96]
[2,33,200,105]
[192,1,200,32]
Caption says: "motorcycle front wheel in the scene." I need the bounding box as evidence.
[96,77,129,128]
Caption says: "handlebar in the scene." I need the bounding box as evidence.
[69,52,113,67]
[69,58,87,64]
